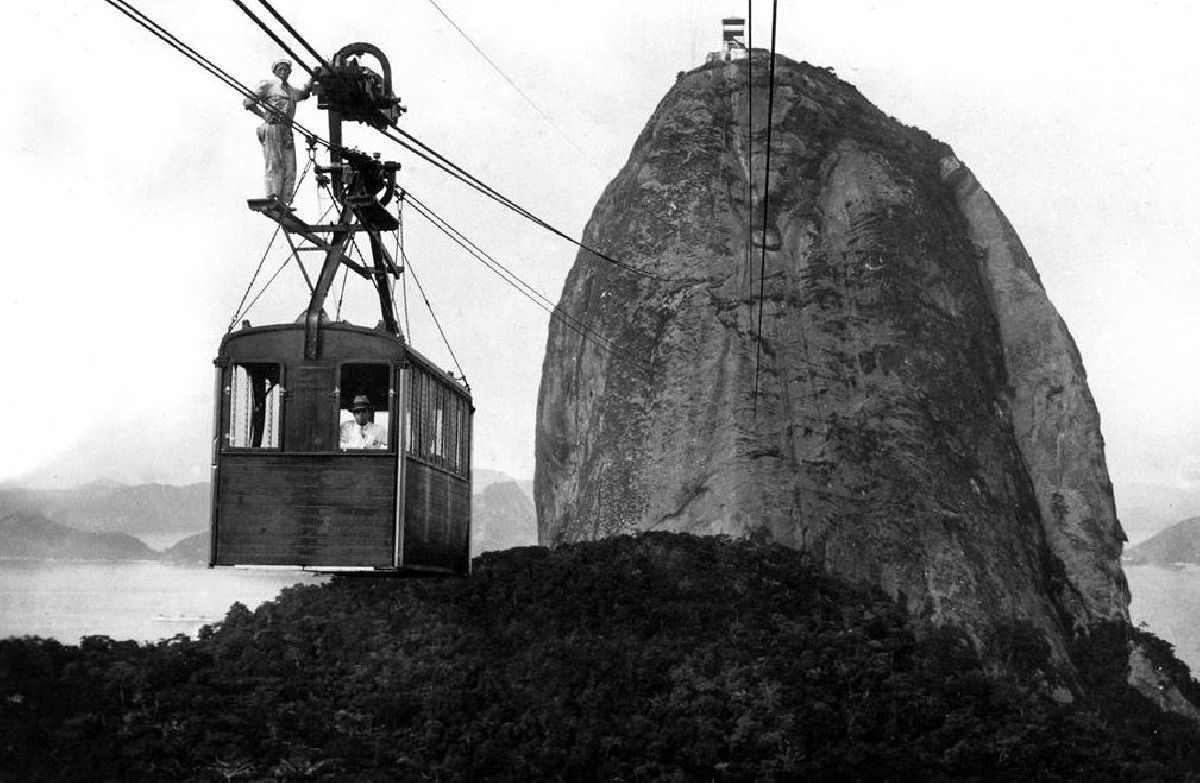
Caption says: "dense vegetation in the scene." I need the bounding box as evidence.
[2,533,1199,781]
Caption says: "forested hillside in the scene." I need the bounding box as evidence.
[2,533,1198,781]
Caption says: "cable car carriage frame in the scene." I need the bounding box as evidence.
[209,43,472,575]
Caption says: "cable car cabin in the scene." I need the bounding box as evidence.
[209,320,472,574]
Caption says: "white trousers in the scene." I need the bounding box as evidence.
[256,122,297,203]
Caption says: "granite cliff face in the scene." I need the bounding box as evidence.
[535,53,1129,661]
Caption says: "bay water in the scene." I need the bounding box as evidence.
[1,560,1198,678]
[1126,563,1200,673]
[0,559,324,644]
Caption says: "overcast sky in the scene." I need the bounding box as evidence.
[3,1,1198,503]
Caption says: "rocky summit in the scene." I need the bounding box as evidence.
[535,52,1129,665]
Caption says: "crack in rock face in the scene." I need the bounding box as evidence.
[535,53,1129,667]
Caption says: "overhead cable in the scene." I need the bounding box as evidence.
[752,0,780,412]
[424,0,602,172]
[101,0,326,149]
[377,124,669,281]
[405,191,652,373]
[398,245,468,384]
[227,158,320,328]
[226,0,315,76]
[222,0,636,279]
[252,0,332,70]
[744,0,755,293]
[104,0,667,328]
[396,198,412,339]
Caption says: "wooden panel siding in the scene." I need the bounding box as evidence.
[403,459,470,573]
[212,323,471,572]
[285,365,336,452]
[214,454,396,566]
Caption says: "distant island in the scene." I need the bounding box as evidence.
[0,481,209,538]
[0,472,537,564]
[0,510,158,561]
[1125,517,1200,567]
[161,532,209,564]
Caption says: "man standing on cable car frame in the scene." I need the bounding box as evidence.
[244,58,311,204]
[340,395,388,450]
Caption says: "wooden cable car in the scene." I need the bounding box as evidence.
[209,42,472,575]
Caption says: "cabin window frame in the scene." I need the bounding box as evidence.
[334,360,397,455]
[404,361,472,478]
[223,361,285,451]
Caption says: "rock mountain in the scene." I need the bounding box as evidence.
[0,481,209,537]
[536,52,1130,668]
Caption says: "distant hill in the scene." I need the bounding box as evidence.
[1125,517,1200,566]
[3,534,1200,780]
[161,480,537,565]
[472,481,537,553]
[0,473,531,549]
[1,473,534,560]
[473,469,534,502]
[1115,483,1200,544]
[0,482,208,537]
[161,532,209,565]
[168,476,540,564]
[0,509,158,561]
[472,468,517,491]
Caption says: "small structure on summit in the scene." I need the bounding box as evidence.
[722,16,746,59]
[708,16,747,63]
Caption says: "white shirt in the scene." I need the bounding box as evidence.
[244,77,311,123]
[339,420,388,450]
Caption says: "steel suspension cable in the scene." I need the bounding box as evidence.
[225,0,640,279]
[396,197,412,339]
[228,226,283,332]
[752,0,780,413]
[227,157,315,328]
[110,0,666,286]
[226,0,315,76]
[405,192,652,373]
[217,0,645,282]
[233,194,337,325]
[424,0,600,172]
[252,0,332,70]
[105,0,667,348]
[101,0,326,149]
[234,255,293,324]
[745,0,754,297]
[377,124,668,282]
[402,253,468,384]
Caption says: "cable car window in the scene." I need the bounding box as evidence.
[435,407,446,458]
[338,363,391,451]
[227,363,282,449]
[405,363,470,476]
